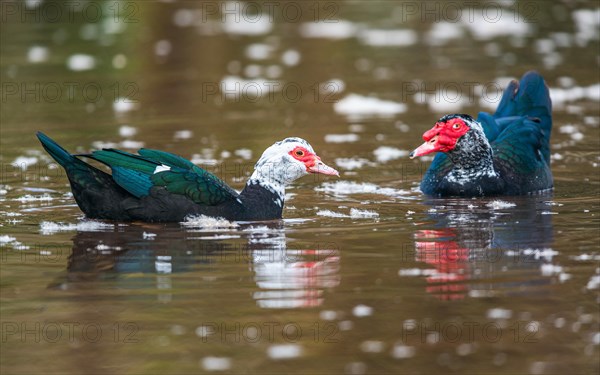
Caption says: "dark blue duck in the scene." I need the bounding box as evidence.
[37,134,338,222]
[410,71,553,196]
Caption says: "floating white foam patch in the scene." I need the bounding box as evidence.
[14,194,54,202]
[299,20,357,39]
[335,158,373,170]
[317,210,349,218]
[540,263,563,276]
[181,215,239,229]
[40,221,114,235]
[0,235,16,244]
[426,22,464,46]
[143,232,156,239]
[391,345,416,359]
[550,84,600,105]
[120,140,144,149]
[223,10,272,35]
[246,43,273,60]
[487,308,513,320]
[267,344,303,360]
[119,125,137,137]
[113,99,137,113]
[572,9,600,45]
[92,140,118,149]
[352,304,373,317]
[28,46,49,63]
[373,146,409,163]
[316,181,411,197]
[587,275,600,290]
[358,29,418,47]
[200,356,232,371]
[174,130,193,140]
[234,148,252,160]
[486,200,516,209]
[360,340,385,353]
[67,54,95,71]
[398,268,438,277]
[334,94,406,120]
[12,156,38,170]
[281,49,301,66]
[324,134,359,143]
[350,208,379,219]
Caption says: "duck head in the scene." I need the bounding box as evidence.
[250,137,338,190]
[409,114,479,158]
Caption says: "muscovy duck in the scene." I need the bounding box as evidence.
[36,133,339,222]
[410,71,553,196]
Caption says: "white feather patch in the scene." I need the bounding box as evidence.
[154,165,171,174]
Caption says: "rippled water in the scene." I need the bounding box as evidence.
[1,1,599,374]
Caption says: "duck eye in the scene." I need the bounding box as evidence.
[295,150,304,157]
[452,123,461,130]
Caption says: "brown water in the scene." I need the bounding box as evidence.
[1,1,599,374]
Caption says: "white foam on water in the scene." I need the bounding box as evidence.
[486,200,516,209]
[324,134,359,143]
[299,20,357,39]
[335,158,373,170]
[373,146,409,163]
[267,344,303,360]
[181,215,239,229]
[12,156,38,170]
[316,210,349,218]
[334,94,407,120]
[352,304,373,317]
[317,181,411,198]
[200,356,232,371]
[28,46,49,63]
[358,29,417,47]
[40,220,114,235]
[350,208,379,219]
[0,235,16,244]
[487,308,513,320]
[119,125,137,137]
[14,194,54,203]
[67,54,95,71]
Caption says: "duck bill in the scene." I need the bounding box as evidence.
[409,136,440,159]
[308,159,339,176]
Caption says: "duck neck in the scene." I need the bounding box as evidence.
[241,169,286,210]
[447,129,496,178]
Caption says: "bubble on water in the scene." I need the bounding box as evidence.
[200,357,231,371]
[195,325,215,338]
[487,308,513,320]
[391,344,416,359]
[119,125,137,137]
[281,49,301,66]
[352,304,373,317]
[112,54,127,69]
[267,344,303,360]
[67,54,95,71]
[360,340,384,353]
[27,46,49,63]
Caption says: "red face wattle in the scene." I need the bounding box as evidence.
[289,146,339,176]
[409,118,471,159]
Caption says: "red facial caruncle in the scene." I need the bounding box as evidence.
[410,118,471,158]
[289,146,339,176]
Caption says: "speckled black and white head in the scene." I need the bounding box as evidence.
[411,114,497,181]
[249,137,339,204]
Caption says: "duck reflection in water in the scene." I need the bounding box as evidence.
[58,222,340,308]
[411,196,556,300]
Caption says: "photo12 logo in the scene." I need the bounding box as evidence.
[1,321,141,344]
[1,1,139,23]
